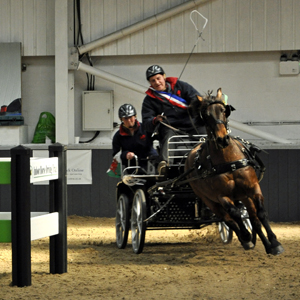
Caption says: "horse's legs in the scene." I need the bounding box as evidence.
[218,196,254,249]
[203,196,254,250]
[250,194,284,255]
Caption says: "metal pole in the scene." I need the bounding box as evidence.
[77,0,209,55]
[77,62,147,94]
[49,143,68,274]
[229,120,292,144]
[11,145,32,287]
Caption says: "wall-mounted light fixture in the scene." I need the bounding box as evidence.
[280,54,288,61]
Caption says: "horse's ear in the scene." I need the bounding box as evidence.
[197,95,203,103]
[217,88,222,99]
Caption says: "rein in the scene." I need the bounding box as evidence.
[158,121,203,142]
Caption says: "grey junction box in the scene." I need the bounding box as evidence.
[82,90,114,131]
[279,61,300,75]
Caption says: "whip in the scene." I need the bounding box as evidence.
[177,10,208,81]
[154,11,208,136]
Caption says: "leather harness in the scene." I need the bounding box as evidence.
[192,135,265,182]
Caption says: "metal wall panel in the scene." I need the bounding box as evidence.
[266,0,280,50]
[10,0,23,43]
[90,0,300,55]
[0,0,54,56]
[0,0,10,41]
[103,0,117,55]
[129,0,144,55]
[0,0,299,56]
[237,0,251,51]
[36,0,47,55]
[46,0,55,55]
[296,0,300,49]
[224,0,238,52]
[143,0,158,55]
[251,0,265,51]
[116,0,130,55]
[89,0,104,55]
[280,0,295,50]
[23,0,35,55]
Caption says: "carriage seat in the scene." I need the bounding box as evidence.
[166,134,206,167]
[159,134,206,179]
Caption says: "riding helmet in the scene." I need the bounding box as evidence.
[146,65,165,80]
[118,104,137,119]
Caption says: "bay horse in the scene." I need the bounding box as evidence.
[185,88,284,255]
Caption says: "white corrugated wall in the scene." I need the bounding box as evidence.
[0,0,299,56]
[0,0,55,55]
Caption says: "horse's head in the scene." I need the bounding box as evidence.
[192,88,235,149]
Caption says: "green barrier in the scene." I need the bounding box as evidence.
[0,158,11,184]
[0,158,12,243]
[0,220,11,243]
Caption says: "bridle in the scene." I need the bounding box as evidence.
[200,100,231,149]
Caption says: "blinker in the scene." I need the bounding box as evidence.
[225,105,236,118]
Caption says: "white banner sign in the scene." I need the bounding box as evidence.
[32,150,92,185]
[30,157,58,183]
[67,150,92,185]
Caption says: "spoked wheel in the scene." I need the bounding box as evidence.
[218,205,257,245]
[115,194,130,249]
[240,206,257,246]
[218,222,233,244]
[131,189,147,254]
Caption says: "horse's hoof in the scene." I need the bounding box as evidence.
[242,241,255,250]
[268,245,284,256]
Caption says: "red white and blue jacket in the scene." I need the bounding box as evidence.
[141,77,202,133]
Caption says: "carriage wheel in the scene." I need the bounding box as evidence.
[218,205,257,245]
[218,222,233,244]
[115,194,130,249]
[131,189,147,254]
[240,207,257,246]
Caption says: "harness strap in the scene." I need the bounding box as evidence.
[213,158,249,174]
[172,158,251,186]
[193,137,265,181]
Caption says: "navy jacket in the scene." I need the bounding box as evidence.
[112,121,157,168]
[142,77,202,133]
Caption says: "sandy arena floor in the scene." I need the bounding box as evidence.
[0,216,300,300]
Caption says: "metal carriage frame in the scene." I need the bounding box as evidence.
[115,135,252,254]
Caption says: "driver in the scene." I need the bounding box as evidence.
[112,103,158,171]
[141,65,206,172]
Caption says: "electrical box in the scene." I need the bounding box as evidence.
[279,61,300,75]
[82,91,113,131]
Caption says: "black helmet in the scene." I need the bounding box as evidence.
[118,104,137,119]
[146,65,165,80]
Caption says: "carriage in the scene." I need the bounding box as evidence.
[115,89,283,255]
[115,134,252,254]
